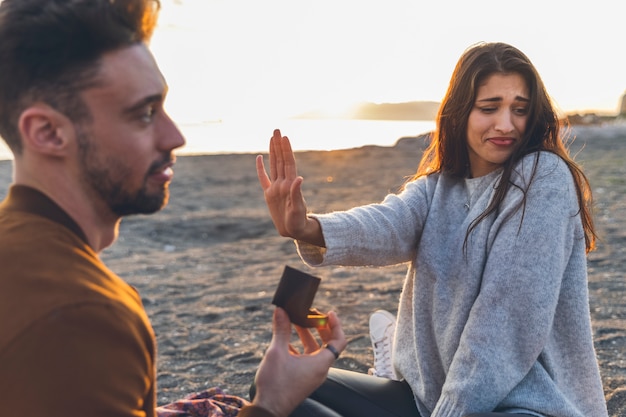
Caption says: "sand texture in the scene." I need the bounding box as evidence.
[1,124,625,415]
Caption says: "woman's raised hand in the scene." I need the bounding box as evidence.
[256,129,324,246]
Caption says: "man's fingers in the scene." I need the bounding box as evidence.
[315,321,332,342]
[270,307,292,347]
[294,324,319,354]
[324,312,346,353]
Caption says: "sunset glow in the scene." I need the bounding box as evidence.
[2,0,622,160]
[152,0,625,125]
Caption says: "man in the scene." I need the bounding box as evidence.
[0,1,346,416]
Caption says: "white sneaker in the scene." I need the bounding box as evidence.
[367,309,398,380]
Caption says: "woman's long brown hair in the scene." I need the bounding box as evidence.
[411,42,596,252]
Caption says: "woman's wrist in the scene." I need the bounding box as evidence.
[299,216,325,248]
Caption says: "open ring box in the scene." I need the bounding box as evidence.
[272,265,328,328]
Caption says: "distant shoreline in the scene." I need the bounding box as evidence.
[0,121,623,163]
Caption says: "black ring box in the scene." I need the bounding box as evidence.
[272,265,328,328]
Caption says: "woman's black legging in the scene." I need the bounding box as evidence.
[250,367,538,417]
[251,368,419,417]
[295,368,420,417]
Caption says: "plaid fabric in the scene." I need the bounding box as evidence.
[156,387,250,417]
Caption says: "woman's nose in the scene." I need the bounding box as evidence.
[494,110,515,134]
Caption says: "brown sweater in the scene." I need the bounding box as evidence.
[0,185,157,416]
[0,185,276,417]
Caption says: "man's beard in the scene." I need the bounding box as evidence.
[77,131,170,217]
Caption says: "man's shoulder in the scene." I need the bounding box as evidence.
[0,214,146,356]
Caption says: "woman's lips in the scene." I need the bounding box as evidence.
[488,137,516,146]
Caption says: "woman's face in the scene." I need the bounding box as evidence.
[466,72,529,178]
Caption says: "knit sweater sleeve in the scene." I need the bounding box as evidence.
[296,176,432,267]
[432,153,588,416]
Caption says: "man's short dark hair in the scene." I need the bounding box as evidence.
[0,0,160,153]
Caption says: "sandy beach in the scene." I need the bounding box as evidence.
[1,123,624,415]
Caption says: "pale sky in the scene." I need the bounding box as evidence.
[152,0,625,124]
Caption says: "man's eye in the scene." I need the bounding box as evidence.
[141,106,156,122]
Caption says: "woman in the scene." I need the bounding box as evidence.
[256,42,608,417]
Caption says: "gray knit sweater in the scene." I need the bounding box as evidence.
[296,152,608,417]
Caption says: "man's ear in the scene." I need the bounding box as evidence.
[18,103,75,157]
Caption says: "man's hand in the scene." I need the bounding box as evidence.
[252,307,346,417]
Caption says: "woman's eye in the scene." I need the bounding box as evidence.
[513,107,529,115]
[479,106,496,113]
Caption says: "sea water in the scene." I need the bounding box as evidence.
[176,118,435,155]
[0,118,436,160]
